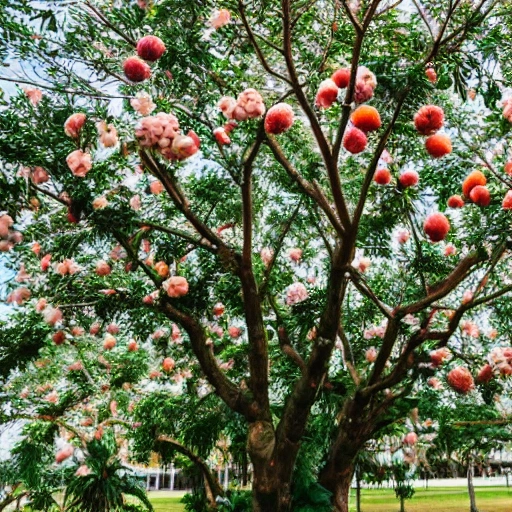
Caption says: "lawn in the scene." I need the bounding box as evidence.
[148,487,512,511]
[351,486,512,511]
[149,491,186,512]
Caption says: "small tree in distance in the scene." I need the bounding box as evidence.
[1,1,512,511]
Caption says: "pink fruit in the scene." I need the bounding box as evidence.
[123,56,151,82]
[136,35,166,61]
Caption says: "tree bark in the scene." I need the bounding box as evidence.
[331,468,353,512]
[319,397,375,511]
[248,420,293,512]
[467,455,479,512]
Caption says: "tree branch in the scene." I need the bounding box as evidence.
[281,0,351,229]
[157,435,224,500]
[277,326,307,376]
[139,150,229,252]
[398,251,487,316]
[266,135,345,237]
[160,301,257,420]
[238,2,291,85]
[337,324,360,385]
[259,201,302,298]
[346,266,393,319]
[350,86,410,236]
[239,125,271,418]
[83,2,137,47]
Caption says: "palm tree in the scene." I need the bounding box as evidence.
[64,434,152,512]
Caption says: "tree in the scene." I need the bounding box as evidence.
[64,434,154,512]
[1,0,512,511]
[419,392,512,512]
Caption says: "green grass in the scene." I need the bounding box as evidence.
[147,487,512,511]
[148,491,186,512]
[350,486,512,511]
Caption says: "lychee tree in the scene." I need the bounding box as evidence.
[2,0,512,510]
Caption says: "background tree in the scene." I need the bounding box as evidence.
[1,0,512,511]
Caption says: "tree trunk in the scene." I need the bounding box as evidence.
[467,455,479,512]
[334,469,353,512]
[400,495,405,512]
[248,420,301,512]
[319,397,375,511]
[319,458,355,512]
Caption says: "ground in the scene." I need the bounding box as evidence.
[147,487,512,511]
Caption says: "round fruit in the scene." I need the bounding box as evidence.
[374,168,391,185]
[469,185,490,206]
[399,170,419,188]
[424,212,450,242]
[343,127,367,154]
[413,105,444,135]
[123,56,151,82]
[447,195,464,208]
[350,105,381,132]
[264,103,294,134]
[462,170,486,197]
[331,68,350,88]
[136,35,166,61]
[425,133,452,158]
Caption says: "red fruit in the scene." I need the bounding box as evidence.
[447,366,474,394]
[430,347,450,367]
[52,331,66,345]
[90,323,101,335]
[447,195,464,208]
[213,302,225,316]
[228,326,241,338]
[462,170,486,197]
[374,168,391,185]
[162,357,175,373]
[103,335,116,350]
[413,105,444,135]
[264,103,294,134]
[424,212,450,242]
[213,127,230,145]
[350,105,381,132]
[187,130,201,148]
[315,79,339,108]
[106,323,120,334]
[403,432,418,445]
[425,68,437,84]
[502,190,512,210]
[476,364,494,384]
[343,127,367,154]
[55,446,74,464]
[469,185,490,206]
[399,170,419,188]
[123,56,151,82]
[224,121,237,134]
[505,162,512,176]
[67,210,79,224]
[127,340,139,352]
[425,133,452,158]
[136,35,166,61]
[331,68,350,88]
